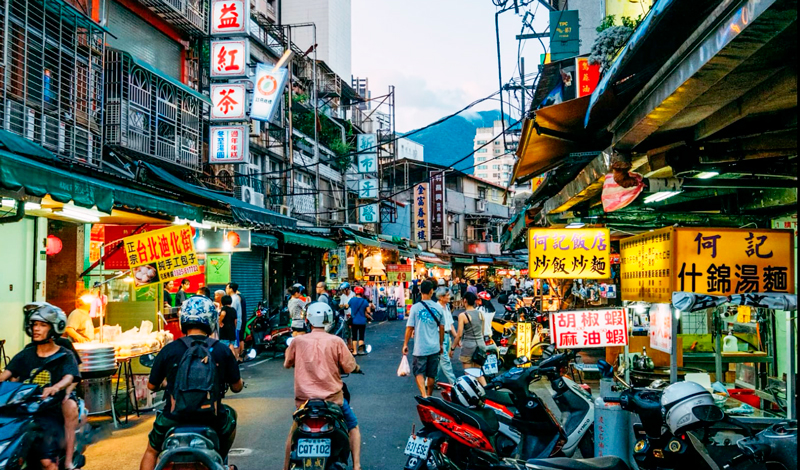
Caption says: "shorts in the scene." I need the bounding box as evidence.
[412,354,439,379]
[149,405,238,458]
[219,339,236,348]
[350,323,366,342]
[341,399,358,430]
[30,414,64,462]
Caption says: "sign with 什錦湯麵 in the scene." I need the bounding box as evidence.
[414,183,429,242]
[528,228,610,279]
[251,64,289,122]
[429,171,445,240]
[551,309,628,349]
[123,225,199,287]
[386,264,412,282]
[209,125,249,163]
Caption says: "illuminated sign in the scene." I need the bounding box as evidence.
[210,39,249,78]
[649,304,671,354]
[211,0,249,36]
[551,309,628,349]
[575,57,600,97]
[123,225,199,287]
[387,264,412,282]
[209,125,249,163]
[210,83,247,121]
[528,228,611,279]
[430,171,445,240]
[250,64,288,122]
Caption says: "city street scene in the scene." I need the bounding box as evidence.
[0,0,796,469]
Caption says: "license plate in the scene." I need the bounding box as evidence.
[404,435,432,459]
[297,438,331,458]
[498,346,509,355]
[483,355,499,375]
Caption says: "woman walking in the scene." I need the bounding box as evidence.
[454,292,487,385]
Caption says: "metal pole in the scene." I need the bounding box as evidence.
[787,311,796,419]
[715,310,724,383]
[520,57,526,119]
[670,307,679,383]
[312,24,320,226]
[286,26,294,209]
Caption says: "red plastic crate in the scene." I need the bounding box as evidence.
[728,388,761,408]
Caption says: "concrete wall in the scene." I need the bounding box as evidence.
[282,0,351,81]
[571,0,605,56]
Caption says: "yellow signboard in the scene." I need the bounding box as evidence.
[621,227,795,301]
[516,322,533,362]
[528,228,611,279]
[123,225,199,287]
[620,227,673,303]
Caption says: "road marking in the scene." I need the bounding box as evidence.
[228,448,254,456]
[243,357,273,368]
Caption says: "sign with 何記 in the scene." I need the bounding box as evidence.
[649,304,672,354]
[358,203,379,224]
[123,225,200,287]
[528,228,611,279]
[550,309,628,349]
[210,40,249,78]
[413,183,429,241]
[429,171,445,240]
[358,179,378,199]
[211,0,248,36]
[386,264,412,282]
[209,125,249,163]
[210,84,247,121]
[251,64,289,122]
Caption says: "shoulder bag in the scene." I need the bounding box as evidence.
[465,310,487,366]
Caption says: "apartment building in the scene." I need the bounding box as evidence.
[281,0,352,81]
[473,120,515,188]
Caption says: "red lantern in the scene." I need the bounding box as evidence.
[226,231,241,248]
[46,235,63,256]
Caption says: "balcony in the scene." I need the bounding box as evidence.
[104,49,209,171]
[137,0,208,37]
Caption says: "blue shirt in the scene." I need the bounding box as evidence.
[348,297,370,325]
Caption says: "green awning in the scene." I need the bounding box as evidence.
[251,233,279,249]
[425,262,452,269]
[0,129,58,161]
[454,257,474,264]
[342,229,381,248]
[399,249,416,258]
[113,186,203,222]
[281,231,338,250]
[129,54,211,105]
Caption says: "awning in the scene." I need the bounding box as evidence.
[128,54,211,105]
[399,249,416,258]
[341,229,381,248]
[251,233,279,249]
[142,162,296,228]
[113,185,203,222]
[417,252,448,267]
[453,257,474,264]
[380,242,399,252]
[476,257,494,264]
[425,262,452,269]
[0,129,59,161]
[280,231,338,250]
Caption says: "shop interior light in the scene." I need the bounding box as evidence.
[695,171,719,179]
[2,199,42,211]
[643,191,682,204]
[635,303,648,314]
[57,208,100,223]
[196,235,208,251]
[565,222,586,228]
[674,309,681,320]
[174,217,212,229]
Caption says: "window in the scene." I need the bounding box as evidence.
[492,165,499,169]
[477,173,487,178]
[493,173,500,179]
[494,149,501,154]
[477,165,488,170]
[477,148,487,153]
[478,187,487,199]
[476,140,487,145]
[476,157,486,162]
[494,140,501,145]
[492,189,500,198]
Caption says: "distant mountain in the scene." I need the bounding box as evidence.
[403,110,507,174]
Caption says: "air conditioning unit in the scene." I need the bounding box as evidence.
[241,185,265,208]
[443,236,452,246]
[279,205,292,216]
[476,200,487,212]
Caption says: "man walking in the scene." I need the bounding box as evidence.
[402,280,444,398]
[226,282,245,361]
[435,287,457,385]
[316,282,331,305]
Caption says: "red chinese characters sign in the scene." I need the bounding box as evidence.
[575,57,600,98]
[123,225,200,287]
[550,309,628,349]
[211,0,248,36]
[210,84,246,121]
[210,40,248,78]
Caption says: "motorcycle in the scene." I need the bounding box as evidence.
[0,376,89,469]
[244,302,291,359]
[154,426,230,470]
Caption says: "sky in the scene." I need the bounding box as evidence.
[351,0,551,132]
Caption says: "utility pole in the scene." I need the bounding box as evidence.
[520,57,526,119]
[286,26,294,210]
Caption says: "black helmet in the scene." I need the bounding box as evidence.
[24,302,67,340]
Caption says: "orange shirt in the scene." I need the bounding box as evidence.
[284,330,357,407]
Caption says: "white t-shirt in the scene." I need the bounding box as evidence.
[510,278,518,287]
[339,291,355,317]
[439,302,454,336]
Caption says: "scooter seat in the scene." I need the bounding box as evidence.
[427,397,499,435]
[526,457,630,470]
[166,426,220,451]
[484,389,515,408]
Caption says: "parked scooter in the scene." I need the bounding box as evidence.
[244,302,291,359]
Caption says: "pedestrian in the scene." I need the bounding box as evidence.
[218,295,239,360]
[316,281,331,305]
[410,280,420,303]
[435,287,457,385]
[502,274,511,294]
[338,282,354,321]
[454,292,487,386]
[450,277,461,310]
[213,289,225,311]
[402,280,445,398]
[467,279,478,295]
[510,275,518,293]
[347,286,372,355]
[163,280,175,311]
[175,278,191,306]
[476,278,485,294]
[196,286,211,298]
[225,282,244,361]
[288,285,308,336]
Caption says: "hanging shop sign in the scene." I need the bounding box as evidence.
[387,264,412,282]
[575,57,600,98]
[517,322,533,360]
[649,304,672,354]
[357,154,377,174]
[123,225,199,287]
[527,228,611,279]
[209,125,249,163]
[103,224,170,270]
[771,213,797,236]
[358,179,378,199]
[413,183,429,242]
[621,227,795,302]
[326,248,346,283]
[196,229,251,252]
[251,64,289,122]
[429,171,445,240]
[358,203,380,224]
[550,308,628,349]
[210,83,247,121]
[210,0,249,36]
[210,39,249,78]
[206,253,231,285]
[356,133,377,156]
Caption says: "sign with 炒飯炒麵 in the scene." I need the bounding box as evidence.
[414,183,429,241]
[528,228,610,279]
[551,309,628,349]
[429,171,445,240]
[211,0,248,36]
[123,225,199,287]
[358,203,379,224]
[251,64,288,122]
[386,264,412,282]
[210,39,249,78]
[209,125,249,163]
[210,84,247,121]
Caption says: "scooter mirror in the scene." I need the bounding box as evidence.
[514,356,530,366]
[693,404,725,423]
[246,348,258,360]
[365,344,372,354]
[464,368,484,378]
[139,353,156,368]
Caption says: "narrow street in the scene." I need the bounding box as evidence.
[85,320,435,470]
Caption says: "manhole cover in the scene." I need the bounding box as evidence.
[228,448,254,456]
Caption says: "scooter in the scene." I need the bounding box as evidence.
[244,302,291,359]
[154,426,229,470]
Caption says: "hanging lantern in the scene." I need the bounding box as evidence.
[45,235,63,256]
[226,230,241,248]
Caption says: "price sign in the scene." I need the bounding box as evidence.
[387,264,412,282]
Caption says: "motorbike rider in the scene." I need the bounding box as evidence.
[288,285,308,336]
[316,281,331,305]
[338,282,354,321]
[0,302,80,470]
[139,296,243,470]
[283,302,363,470]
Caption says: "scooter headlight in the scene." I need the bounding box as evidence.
[164,437,181,450]
[189,437,210,449]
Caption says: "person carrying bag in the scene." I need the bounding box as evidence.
[454,292,488,385]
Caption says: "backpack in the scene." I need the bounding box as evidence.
[170,336,222,418]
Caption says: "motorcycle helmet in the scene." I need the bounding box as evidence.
[179,296,218,335]
[453,375,486,409]
[661,381,721,435]
[306,302,334,331]
[24,302,67,341]
[478,291,492,301]
[353,286,365,295]
[338,282,351,291]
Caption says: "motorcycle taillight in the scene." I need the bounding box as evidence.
[300,417,332,433]
[440,441,449,455]
[417,405,454,426]
[500,338,508,347]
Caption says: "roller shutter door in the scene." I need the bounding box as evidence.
[231,248,265,320]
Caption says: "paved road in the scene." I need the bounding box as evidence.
[85,319,453,470]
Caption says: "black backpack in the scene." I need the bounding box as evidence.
[170,336,222,418]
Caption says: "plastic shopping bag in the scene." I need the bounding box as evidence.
[397,355,411,377]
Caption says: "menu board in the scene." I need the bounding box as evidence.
[620,227,673,303]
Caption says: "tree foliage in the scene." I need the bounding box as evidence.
[590,14,644,72]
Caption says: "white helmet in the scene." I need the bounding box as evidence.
[453,375,486,409]
[306,301,334,331]
[661,381,720,435]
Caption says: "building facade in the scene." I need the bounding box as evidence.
[473,120,515,187]
[281,0,352,81]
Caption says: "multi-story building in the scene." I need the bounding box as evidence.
[397,138,423,162]
[281,0,352,81]
[473,120,515,188]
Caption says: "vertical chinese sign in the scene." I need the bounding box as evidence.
[429,171,445,240]
[210,84,247,121]
[575,57,600,98]
[414,183,429,242]
[210,39,249,78]
[527,228,611,279]
[356,133,379,224]
[551,309,628,349]
[209,125,249,163]
[211,0,248,36]
[648,304,671,354]
[123,225,200,287]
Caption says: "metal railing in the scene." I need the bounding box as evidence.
[137,0,208,36]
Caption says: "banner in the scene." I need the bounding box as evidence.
[550,308,628,349]
[326,248,346,283]
[250,64,288,122]
[649,304,672,353]
[429,171,445,240]
[123,225,200,287]
[386,264,412,282]
[103,225,169,270]
[517,322,533,360]
[528,228,611,279]
[413,183,429,242]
